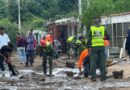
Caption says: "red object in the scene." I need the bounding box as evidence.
[45,34,53,44]
[40,39,46,47]
[34,39,37,48]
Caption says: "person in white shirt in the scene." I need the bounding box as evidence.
[0,27,10,49]
[0,26,11,76]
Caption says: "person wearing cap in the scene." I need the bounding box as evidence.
[0,26,10,49]
[87,17,110,81]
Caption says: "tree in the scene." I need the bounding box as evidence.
[82,0,114,26]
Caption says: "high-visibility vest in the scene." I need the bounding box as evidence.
[91,26,105,47]
[67,36,75,43]
[76,40,81,44]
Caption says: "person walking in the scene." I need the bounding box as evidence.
[87,17,110,81]
[39,37,58,76]
[26,30,35,67]
[16,32,27,64]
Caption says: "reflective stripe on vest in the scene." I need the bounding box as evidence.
[91,26,105,47]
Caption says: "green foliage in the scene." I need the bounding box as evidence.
[0,18,18,43]
[58,0,78,14]
[2,0,130,38]
[22,17,47,33]
[82,0,113,26]
[82,0,130,26]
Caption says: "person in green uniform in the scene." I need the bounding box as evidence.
[78,36,87,54]
[67,36,76,59]
[87,17,110,81]
[38,37,58,76]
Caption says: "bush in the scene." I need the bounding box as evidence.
[0,18,18,43]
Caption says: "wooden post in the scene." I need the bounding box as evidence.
[116,23,118,46]
[112,24,114,46]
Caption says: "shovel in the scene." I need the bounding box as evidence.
[107,59,127,67]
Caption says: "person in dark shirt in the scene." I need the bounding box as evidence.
[16,32,27,64]
[0,42,17,76]
[125,28,130,58]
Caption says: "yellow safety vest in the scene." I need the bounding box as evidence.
[67,36,75,43]
[91,26,105,47]
[76,40,81,44]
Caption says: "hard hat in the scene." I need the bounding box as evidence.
[40,39,46,47]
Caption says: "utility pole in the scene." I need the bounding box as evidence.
[18,0,21,34]
[78,0,82,36]
[78,0,82,17]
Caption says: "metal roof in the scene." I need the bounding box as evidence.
[101,12,130,24]
[47,17,79,26]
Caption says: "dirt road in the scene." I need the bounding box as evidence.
[0,53,130,90]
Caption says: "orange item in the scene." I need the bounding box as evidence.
[45,34,53,44]
[77,48,89,68]
[104,40,110,46]
[40,39,46,47]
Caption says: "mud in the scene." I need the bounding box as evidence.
[1,54,130,90]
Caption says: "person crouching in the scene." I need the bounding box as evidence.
[0,42,17,76]
[77,48,90,78]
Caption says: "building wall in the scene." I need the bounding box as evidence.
[105,23,129,48]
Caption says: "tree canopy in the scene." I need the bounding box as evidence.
[82,0,130,26]
[0,0,130,42]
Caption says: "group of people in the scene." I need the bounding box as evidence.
[76,17,110,81]
[0,27,17,76]
[67,35,87,59]
[0,25,58,76]
[16,30,36,67]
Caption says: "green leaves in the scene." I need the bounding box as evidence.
[82,0,130,26]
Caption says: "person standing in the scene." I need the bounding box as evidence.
[87,17,110,81]
[104,36,110,60]
[26,30,35,67]
[39,37,58,76]
[125,27,130,58]
[0,27,10,49]
[0,26,11,75]
[16,32,27,64]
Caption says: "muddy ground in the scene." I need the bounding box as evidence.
[0,53,130,90]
